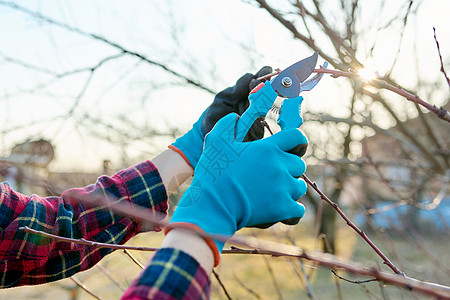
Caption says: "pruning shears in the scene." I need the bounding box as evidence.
[236,52,327,155]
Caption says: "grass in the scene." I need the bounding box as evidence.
[1,220,448,300]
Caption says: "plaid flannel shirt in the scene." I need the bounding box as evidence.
[122,248,210,300]
[0,160,210,299]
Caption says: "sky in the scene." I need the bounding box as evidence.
[0,0,449,172]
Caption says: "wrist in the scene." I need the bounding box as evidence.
[162,227,215,273]
[152,149,193,193]
[161,223,220,274]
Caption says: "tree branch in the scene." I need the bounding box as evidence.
[19,226,160,252]
[314,67,450,123]
[71,276,104,300]
[302,174,404,275]
[0,1,216,95]
[21,208,450,299]
[433,27,450,89]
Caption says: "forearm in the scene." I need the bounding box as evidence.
[152,148,194,193]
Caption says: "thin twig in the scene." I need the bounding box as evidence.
[263,256,283,300]
[212,270,233,300]
[285,232,318,300]
[333,268,344,300]
[256,68,281,81]
[433,27,450,88]
[299,259,318,300]
[71,276,104,300]
[19,226,160,252]
[331,270,378,284]
[42,181,450,298]
[96,263,127,292]
[123,249,145,269]
[0,1,216,95]
[263,116,403,275]
[233,273,262,299]
[360,283,384,300]
[302,175,404,275]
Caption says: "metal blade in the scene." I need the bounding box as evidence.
[293,52,318,83]
[299,61,328,92]
[271,52,319,99]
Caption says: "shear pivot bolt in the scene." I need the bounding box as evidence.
[281,77,292,87]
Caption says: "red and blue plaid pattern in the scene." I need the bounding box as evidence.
[121,248,210,300]
[0,161,168,288]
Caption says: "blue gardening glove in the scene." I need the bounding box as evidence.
[169,67,272,168]
[166,111,307,266]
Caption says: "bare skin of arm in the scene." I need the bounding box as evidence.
[152,148,214,273]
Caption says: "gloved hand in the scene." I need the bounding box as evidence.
[169,67,272,168]
[166,110,308,266]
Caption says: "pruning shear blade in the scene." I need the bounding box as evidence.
[299,61,328,93]
[271,52,318,99]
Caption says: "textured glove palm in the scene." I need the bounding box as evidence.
[168,112,308,264]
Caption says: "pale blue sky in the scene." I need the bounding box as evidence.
[0,0,449,171]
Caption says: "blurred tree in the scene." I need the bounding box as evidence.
[249,0,449,253]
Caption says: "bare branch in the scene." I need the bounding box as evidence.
[0,1,216,95]
[314,67,450,123]
[71,276,104,300]
[123,250,145,269]
[0,50,57,75]
[96,263,127,292]
[263,256,283,300]
[433,27,450,89]
[19,226,160,252]
[212,270,233,300]
[302,174,403,275]
[233,273,262,299]
[331,269,377,284]
[21,197,450,299]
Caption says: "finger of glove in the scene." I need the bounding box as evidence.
[255,66,273,78]
[249,222,276,229]
[205,112,238,142]
[288,143,308,157]
[250,201,305,229]
[292,177,307,200]
[201,73,254,136]
[232,73,254,102]
[285,155,307,178]
[281,217,300,225]
[279,199,306,223]
[265,128,308,152]
[243,117,265,142]
[281,202,306,225]
[249,66,272,91]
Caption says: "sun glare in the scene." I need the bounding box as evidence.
[358,68,378,80]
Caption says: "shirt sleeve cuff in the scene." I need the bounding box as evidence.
[113,160,169,232]
[121,248,211,300]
